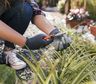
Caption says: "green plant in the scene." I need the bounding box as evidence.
[0,65,16,84]
[0,34,96,84]
[57,0,96,18]
[86,0,96,19]
[57,0,65,14]
[76,0,96,19]
[19,34,96,84]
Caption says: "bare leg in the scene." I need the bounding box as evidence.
[0,20,26,47]
[33,15,55,35]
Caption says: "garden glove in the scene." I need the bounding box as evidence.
[24,34,53,50]
[49,28,72,51]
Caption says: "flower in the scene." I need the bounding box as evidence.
[67,8,89,21]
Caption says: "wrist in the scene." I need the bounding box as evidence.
[49,28,60,36]
[23,37,30,49]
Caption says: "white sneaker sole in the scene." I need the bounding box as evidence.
[11,63,26,70]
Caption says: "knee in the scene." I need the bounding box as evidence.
[23,2,33,16]
[13,2,33,19]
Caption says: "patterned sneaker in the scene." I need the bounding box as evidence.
[3,49,26,70]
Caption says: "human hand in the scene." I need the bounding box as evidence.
[24,34,53,50]
[51,33,72,51]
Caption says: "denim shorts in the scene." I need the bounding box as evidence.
[0,2,33,48]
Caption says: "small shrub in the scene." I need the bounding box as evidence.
[0,65,16,84]
[57,0,65,14]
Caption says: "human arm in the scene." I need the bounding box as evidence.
[27,0,72,50]
[0,20,52,50]
[29,1,72,50]
[33,15,72,51]
[33,15,55,35]
[0,20,26,47]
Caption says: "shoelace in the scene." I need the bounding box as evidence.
[9,53,21,64]
[5,51,21,64]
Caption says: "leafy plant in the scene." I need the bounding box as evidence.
[0,27,96,84]
[57,0,96,18]
[0,65,16,84]
[19,34,96,84]
[57,0,65,13]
